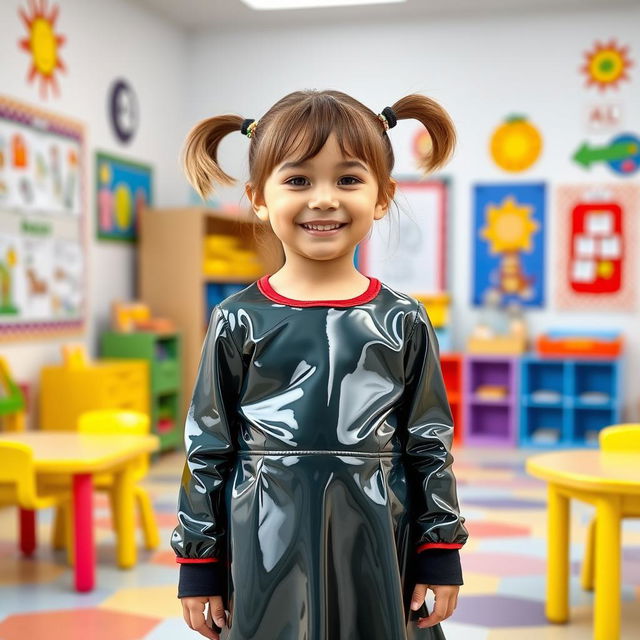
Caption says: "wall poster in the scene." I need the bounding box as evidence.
[555,184,638,311]
[359,178,448,296]
[0,95,86,340]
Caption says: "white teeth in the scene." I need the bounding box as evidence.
[302,223,342,231]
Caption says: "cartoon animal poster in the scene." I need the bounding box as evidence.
[472,183,546,307]
[555,184,639,311]
[0,95,85,339]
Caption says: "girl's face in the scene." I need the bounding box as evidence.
[246,132,395,263]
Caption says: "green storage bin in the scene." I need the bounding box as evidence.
[101,330,183,452]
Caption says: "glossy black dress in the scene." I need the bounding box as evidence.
[171,275,468,640]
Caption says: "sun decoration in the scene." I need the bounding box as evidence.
[490,115,542,172]
[580,39,633,92]
[18,0,67,99]
[480,196,539,254]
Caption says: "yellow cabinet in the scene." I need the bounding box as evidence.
[40,360,149,431]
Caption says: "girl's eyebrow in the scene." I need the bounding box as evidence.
[277,160,369,174]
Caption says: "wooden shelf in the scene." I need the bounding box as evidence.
[202,275,256,284]
[138,206,283,425]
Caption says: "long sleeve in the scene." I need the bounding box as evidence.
[399,301,468,584]
[171,304,244,597]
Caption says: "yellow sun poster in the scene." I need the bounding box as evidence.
[473,183,545,307]
[18,0,67,100]
[580,39,633,92]
[0,95,85,339]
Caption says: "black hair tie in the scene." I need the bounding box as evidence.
[241,118,257,138]
[379,106,397,130]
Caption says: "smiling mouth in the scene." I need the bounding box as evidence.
[298,223,349,234]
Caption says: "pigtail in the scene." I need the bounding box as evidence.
[182,114,245,200]
[390,94,456,174]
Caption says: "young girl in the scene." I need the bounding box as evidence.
[171,89,469,640]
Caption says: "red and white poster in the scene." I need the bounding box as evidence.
[555,184,639,311]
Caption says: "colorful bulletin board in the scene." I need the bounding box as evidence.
[96,151,152,242]
[555,184,639,311]
[472,183,545,307]
[360,178,448,295]
[0,95,85,340]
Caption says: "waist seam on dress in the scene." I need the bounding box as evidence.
[237,450,400,457]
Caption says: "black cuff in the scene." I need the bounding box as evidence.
[414,548,463,585]
[177,561,227,598]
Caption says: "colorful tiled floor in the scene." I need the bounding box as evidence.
[1,446,639,639]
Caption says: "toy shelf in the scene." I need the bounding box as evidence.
[519,356,622,448]
[139,207,282,425]
[101,331,183,452]
[440,353,463,446]
[469,398,512,406]
[463,355,519,447]
[40,360,149,431]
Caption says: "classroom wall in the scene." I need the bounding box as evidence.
[0,0,191,420]
[1,1,639,424]
[185,5,640,417]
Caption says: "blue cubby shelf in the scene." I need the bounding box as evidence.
[204,281,248,326]
[519,355,623,448]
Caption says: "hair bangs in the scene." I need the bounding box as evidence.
[251,94,391,200]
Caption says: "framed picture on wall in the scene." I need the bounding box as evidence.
[0,95,86,340]
[555,183,639,311]
[472,182,546,307]
[95,151,153,242]
[358,177,449,295]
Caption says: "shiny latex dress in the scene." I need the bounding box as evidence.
[171,275,468,639]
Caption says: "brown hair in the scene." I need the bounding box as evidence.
[183,89,456,206]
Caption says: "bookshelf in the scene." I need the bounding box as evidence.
[138,207,282,424]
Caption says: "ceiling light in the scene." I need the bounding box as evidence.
[241,0,406,10]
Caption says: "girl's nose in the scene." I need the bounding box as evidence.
[308,187,339,210]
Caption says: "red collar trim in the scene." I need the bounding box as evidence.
[257,274,381,308]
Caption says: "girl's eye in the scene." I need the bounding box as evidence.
[286,177,308,187]
[339,176,361,186]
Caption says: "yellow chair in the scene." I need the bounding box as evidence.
[580,423,640,591]
[51,410,160,554]
[0,442,70,556]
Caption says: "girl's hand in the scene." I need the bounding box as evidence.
[181,595,228,639]
[410,583,459,629]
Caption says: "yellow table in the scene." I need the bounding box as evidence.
[526,450,640,640]
[0,432,159,592]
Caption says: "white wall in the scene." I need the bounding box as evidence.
[186,6,640,418]
[1,1,639,423]
[0,0,190,422]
